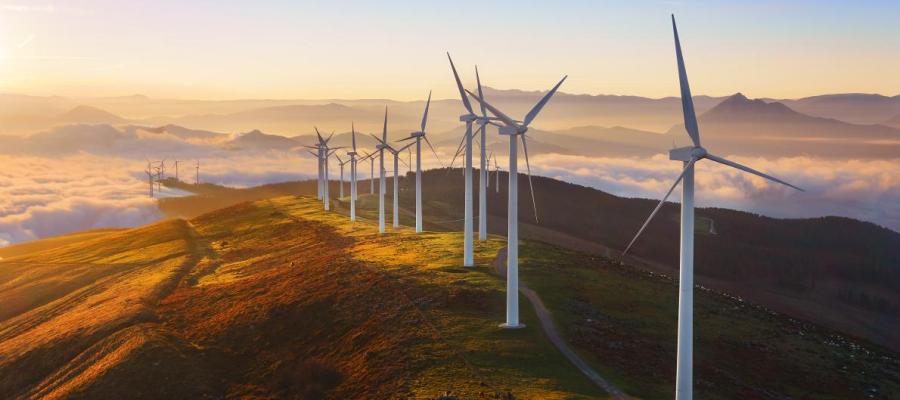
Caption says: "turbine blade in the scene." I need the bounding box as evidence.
[523,75,567,127]
[352,122,357,151]
[521,135,539,223]
[370,133,386,145]
[465,89,518,128]
[382,106,388,143]
[315,126,323,143]
[306,150,317,157]
[448,131,467,170]
[424,136,444,168]
[623,158,696,255]
[475,65,487,117]
[447,53,473,113]
[704,153,804,191]
[672,15,701,147]
[397,136,416,142]
[398,141,415,152]
[421,90,432,132]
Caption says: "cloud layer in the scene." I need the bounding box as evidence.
[1,124,897,247]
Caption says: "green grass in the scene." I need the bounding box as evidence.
[517,242,900,399]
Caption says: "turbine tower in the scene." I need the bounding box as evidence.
[373,107,389,233]
[195,160,200,185]
[373,133,414,228]
[474,67,491,242]
[467,75,566,329]
[447,53,476,267]
[145,161,155,198]
[398,91,442,233]
[348,124,359,222]
[314,128,339,211]
[335,154,349,198]
[623,16,803,400]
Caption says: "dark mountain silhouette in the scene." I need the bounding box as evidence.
[780,93,900,125]
[57,105,126,125]
[225,129,300,150]
[666,93,900,158]
[125,124,226,141]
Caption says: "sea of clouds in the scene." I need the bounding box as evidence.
[1,124,897,247]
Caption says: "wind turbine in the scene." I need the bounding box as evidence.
[473,67,493,242]
[622,16,803,400]
[493,153,502,193]
[398,91,443,233]
[195,160,200,185]
[174,160,180,182]
[467,74,566,329]
[145,161,155,198]
[335,154,349,198]
[447,53,476,267]
[371,107,390,234]
[348,124,360,222]
[373,132,414,228]
[315,128,340,211]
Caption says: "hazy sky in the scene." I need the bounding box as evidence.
[1,0,899,100]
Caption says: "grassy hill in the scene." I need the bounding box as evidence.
[156,169,900,355]
[3,194,899,398]
[0,196,605,399]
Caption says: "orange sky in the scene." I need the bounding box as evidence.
[1,1,899,100]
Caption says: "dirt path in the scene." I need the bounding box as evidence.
[493,248,628,400]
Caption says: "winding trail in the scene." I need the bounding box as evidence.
[493,248,628,400]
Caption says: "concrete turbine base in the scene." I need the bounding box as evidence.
[498,323,526,330]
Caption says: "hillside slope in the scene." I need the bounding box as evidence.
[0,196,604,399]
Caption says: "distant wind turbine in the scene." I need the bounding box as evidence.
[467,73,566,329]
[622,16,803,400]
[371,107,390,233]
[195,160,200,185]
[335,153,350,198]
[373,130,415,228]
[145,161,155,198]
[348,123,360,221]
[447,53,477,266]
[397,91,443,233]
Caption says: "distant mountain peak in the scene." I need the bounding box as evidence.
[702,93,802,122]
[58,105,125,124]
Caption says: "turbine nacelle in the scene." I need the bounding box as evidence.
[669,145,707,161]
[409,131,426,138]
[459,114,478,122]
[498,125,524,136]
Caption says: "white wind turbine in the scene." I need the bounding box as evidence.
[397,91,443,233]
[373,131,414,228]
[315,128,341,211]
[447,53,477,266]
[373,107,390,233]
[474,67,491,242]
[467,75,566,328]
[145,161,155,198]
[335,154,350,198]
[623,15,803,400]
[306,129,327,201]
[493,153,502,193]
[348,124,360,222]
[466,76,567,329]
